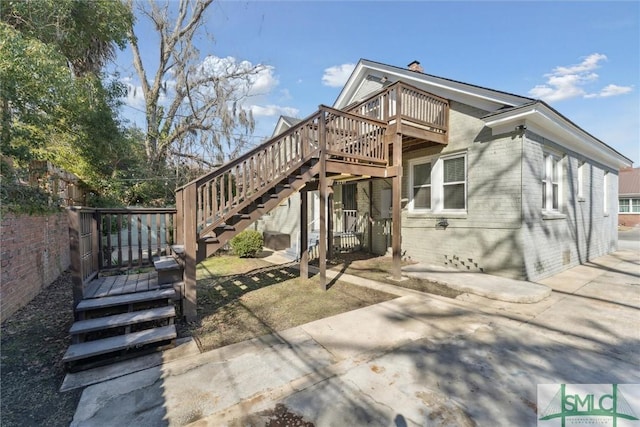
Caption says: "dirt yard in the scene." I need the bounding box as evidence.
[1,272,82,427]
[181,254,397,352]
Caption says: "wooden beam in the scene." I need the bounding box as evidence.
[368,180,373,253]
[68,208,83,310]
[391,133,402,281]
[183,183,197,321]
[400,124,448,145]
[325,161,395,178]
[300,190,308,279]
[328,190,334,261]
[318,110,327,290]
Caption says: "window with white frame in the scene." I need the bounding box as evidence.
[443,156,466,210]
[409,153,467,212]
[542,153,561,211]
[411,161,432,210]
[619,198,640,213]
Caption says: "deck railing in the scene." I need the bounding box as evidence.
[96,208,177,271]
[177,106,387,240]
[347,81,449,138]
[68,207,177,306]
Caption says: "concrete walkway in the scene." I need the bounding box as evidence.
[401,263,551,303]
[69,249,640,426]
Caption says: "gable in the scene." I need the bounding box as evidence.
[335,59,632,170]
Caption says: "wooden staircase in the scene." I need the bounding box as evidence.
[175,105,391,320]
[62,81,450,369]
[63,285,178,371]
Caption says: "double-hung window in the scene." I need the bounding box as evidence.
[542,153,561,212]
[443,156,466,210]
[411,161,432,210]
[409,153,467,213]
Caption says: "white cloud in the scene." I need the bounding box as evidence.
[528,53,633,102]
[322,63,355,87]
[585,84,634,98]
[250,105,299,117]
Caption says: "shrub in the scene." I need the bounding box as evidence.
[230,230,264,258]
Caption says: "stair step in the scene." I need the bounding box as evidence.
[153,256,181,271]
[63,325,177,363]
[170,245,185,256]
[199,235,219,244]
[76,288,176,312]
[69,306,176,335]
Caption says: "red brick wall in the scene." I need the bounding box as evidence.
[619,214,640,227]
[1,211,70,322]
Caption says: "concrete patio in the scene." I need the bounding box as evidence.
[67,248,640,426]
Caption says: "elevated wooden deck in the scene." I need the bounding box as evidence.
[83,271,163,299]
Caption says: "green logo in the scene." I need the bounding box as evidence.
[538,384,639,427]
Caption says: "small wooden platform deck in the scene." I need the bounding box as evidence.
[84,272,161,299]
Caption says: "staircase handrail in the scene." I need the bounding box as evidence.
[178,109,323,191]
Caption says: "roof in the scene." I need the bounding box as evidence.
[619,167,640,196]
[334,58,633,170]
[272,115,303,137]
[281,116,303,127]
[334,58,534,111]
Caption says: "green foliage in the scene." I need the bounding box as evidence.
[1,0,132,76]
[0,2,149,207]
[0,160,60,215]
[230,230,264,258]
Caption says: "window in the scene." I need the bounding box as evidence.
[411,161,431,210]
[619,198,640,214]
[443,156,466,210]
[542,153,561,211]
[409,153,467,213]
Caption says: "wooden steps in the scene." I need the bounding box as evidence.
[65,278,180,372]
[63,325,177,363]
[76,288,176,312]
[69,305,176,335]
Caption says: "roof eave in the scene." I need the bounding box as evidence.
[484,103,633,169]
[334,59,533,111]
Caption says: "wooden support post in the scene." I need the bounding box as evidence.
[327,189,334,261]
[391,133,402,281]
[318,109,327,290]
[300,189,309,279]
[68,208,83,310]
[368,180,373,253]
[183,184,198,321]
[91,210,99,274]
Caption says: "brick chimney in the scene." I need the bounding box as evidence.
[408,60,424,73]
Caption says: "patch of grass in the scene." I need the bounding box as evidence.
[197,252,272,279]
[181,254,396,352]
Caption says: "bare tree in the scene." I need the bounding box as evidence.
[127,0,261,170]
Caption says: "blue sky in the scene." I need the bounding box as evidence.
[114,1,640,165]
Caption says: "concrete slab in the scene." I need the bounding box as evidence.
[70,327,337,426]
[402,264,552,303]
[70,250,640,426]
[61,337,200,392]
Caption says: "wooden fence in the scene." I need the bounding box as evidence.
[68,207,177,306]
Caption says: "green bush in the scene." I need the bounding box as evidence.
[230,230,264,258]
